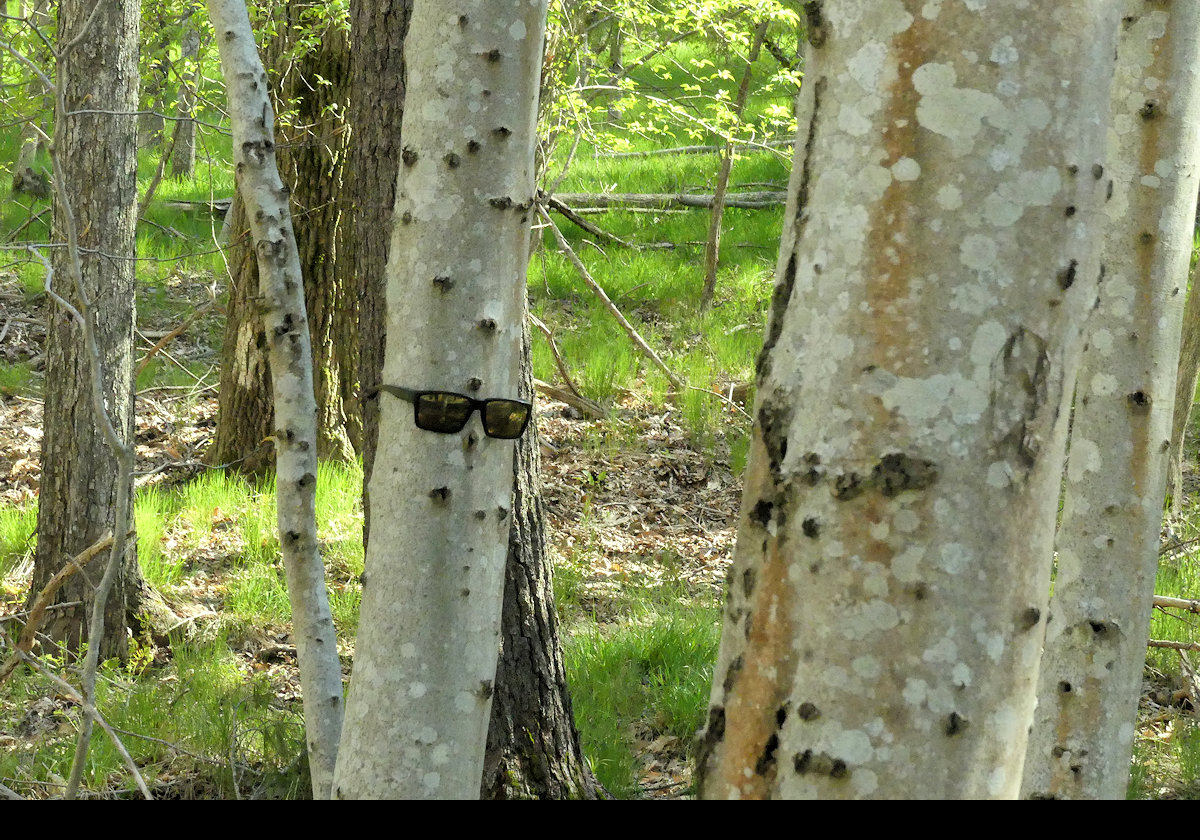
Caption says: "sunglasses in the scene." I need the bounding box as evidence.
[375,384,532,439]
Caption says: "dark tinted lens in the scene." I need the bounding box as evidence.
[482,400,531,439]
[415,392,474,432]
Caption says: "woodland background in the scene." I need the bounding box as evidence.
[0,0,1198,799]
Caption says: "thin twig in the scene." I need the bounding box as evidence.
[0,532,112,688]
[529,312,585,401]
[10,647,152,799]
[1148,639,1200,651]
[134,299,215,378]
[1155,594,1200,614]
[686,384,753,421]
[539,204,684,392]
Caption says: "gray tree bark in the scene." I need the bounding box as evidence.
[1022,2,1200,799]
[697,0,1119,799]
[208,0,346,799]
[334,0,549,799]
[31,0,142,662]
[169,21,201,180]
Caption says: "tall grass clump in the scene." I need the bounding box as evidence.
[562,591,721,798]
[0,503,36,579]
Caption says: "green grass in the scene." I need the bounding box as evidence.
[0,504,36,580]
[563,590,721,798]
[0,637,308,799]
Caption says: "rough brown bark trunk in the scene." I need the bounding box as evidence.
[347,0,411,546]
[208,3,357,471]
[207,193,276,474]
[481,317,601,800]
[31,0,142,661]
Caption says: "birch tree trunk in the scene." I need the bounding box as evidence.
[333,0,548,799]
[1021,4,1200,800]
[207,0,345,800]
[697,1,1119,799]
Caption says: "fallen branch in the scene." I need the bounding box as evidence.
[544,194,673,250]
[533,378,606,419]
[539,205,683,393]
[554,190,786,210]
[160,197,232,216]
[594,139,793,159]
[1148,639,1200,651]
[1154,594,1200,614]
[687,384,752,422]
[528,312,587,403]
[135,298,215,378]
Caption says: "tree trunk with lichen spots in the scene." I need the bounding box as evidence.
[1021,2,1200,800]
[333,0,549,799]
[697,1,1120,799]
[346,0,597,798]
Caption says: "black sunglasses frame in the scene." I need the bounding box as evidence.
[375,384,532,440]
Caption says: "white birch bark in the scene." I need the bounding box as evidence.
[207,0,345,800]
[1021,4,1200,800]
[697,1,1120,798]
[333,0,548,799]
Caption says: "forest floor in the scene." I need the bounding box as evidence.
[2,267,1200,798]
[0,388,740,798]
[0,268,749,797]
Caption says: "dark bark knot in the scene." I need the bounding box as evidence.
[793,750,848,779]
[1139,100,1158,120]
[241,140,272,165]
[797,702,820,721]
[490,196,514,209]
[432,274,454,292]
[468,377,483,392]
[1127,390,1151,411]
[749,499,773,528]
[1056,260,1077,291]
[1019,606,1041,630]
[945,712,968,736]
[476,318,497,333]
[444,152,461,168]
[832,472,863,501]
[755,733,780,776]
[871,452,938,497]
[492,126,512,139]
[467,140,481,153]
[430,487,451,503]
[401,146,418,166]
